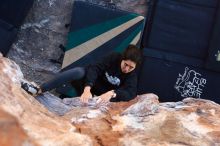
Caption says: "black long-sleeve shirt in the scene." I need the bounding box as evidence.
[85,52,138,102]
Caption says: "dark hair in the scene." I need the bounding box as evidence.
[122,44,142,66]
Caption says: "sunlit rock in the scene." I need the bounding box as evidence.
[0,108,36,146]
[122,93,159,116]
[0,54,92,146]
[1,54,220,146]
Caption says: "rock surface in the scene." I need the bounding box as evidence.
[1,54,220,146]
[0,108,36,146]
[0,54,92,146]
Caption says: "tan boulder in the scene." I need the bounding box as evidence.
[1,54,220,146]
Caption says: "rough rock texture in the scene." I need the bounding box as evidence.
[0,54,92,146]
[7,0,147,85]
[0,108,36,146]
[1,54,220,146]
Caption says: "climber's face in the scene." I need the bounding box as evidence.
[121,59,136,74]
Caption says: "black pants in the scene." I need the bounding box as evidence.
[40,67,86,95]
